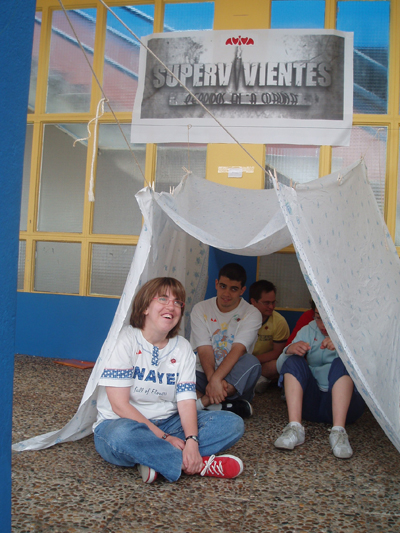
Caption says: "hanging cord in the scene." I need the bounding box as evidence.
[57,0,146,186]
[96,0,270,180]
[73,97,107,201]
[187,124,192,173]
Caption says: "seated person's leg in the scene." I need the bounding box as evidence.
[328,357,365,425]
[196,410,245,457]
[224,353,261,402]
[260,359,279,381]
[326,357,365,459]
[195,355,261,418]
[94,418,183,482]
[275,355,321,450]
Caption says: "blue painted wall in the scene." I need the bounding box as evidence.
[16,293,118,361]
[0,2,36,531]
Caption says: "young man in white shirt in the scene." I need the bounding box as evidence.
[190,263,262,418]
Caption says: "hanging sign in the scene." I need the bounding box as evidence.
[131,29,353,146]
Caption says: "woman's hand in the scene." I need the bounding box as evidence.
[286,341,311,357]
[165,435,185,450]
[182,439,203,475]
[320,337,335,351]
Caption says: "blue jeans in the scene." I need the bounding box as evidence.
[280,355,365,425]
[94,410,244,482]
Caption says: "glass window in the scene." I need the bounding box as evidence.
[37,124,87,233]
[34,241,81,294]
[91,244,135,296]
[265,145,320,188]
[271,0,325,28]
[258,253,311,308]
[337,1,389,114]
[20,125,33,231]
[164,2,214,32]
[103,5,155,112]
[92,124,146,235]
[18,241,26,291]
[29,12,42,113]
[46,9,96,113]
[155,144,207,193]
[332,126,387,214]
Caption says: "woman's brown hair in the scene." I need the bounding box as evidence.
[130,277,186,338]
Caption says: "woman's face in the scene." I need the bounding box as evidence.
[314,309,328,336]
[143,288,183,335]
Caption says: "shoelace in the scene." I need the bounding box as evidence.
[331,431,347,449]
[200,455,222,477]
[282,425,298,441]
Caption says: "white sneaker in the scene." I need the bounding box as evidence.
[138,464,158,483]
[255,376,272,394]
[329,427,353,459]
[274,422,305,450]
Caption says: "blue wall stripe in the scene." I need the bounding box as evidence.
[16,293,119,362]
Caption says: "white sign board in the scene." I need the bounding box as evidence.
[131,29,353,146]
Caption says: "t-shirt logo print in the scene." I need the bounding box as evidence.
[151,346,160,366]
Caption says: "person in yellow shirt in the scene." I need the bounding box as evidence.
[249,280,290,393]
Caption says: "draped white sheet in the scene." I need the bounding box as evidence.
[13,160,400,454]
[275,160,400,452]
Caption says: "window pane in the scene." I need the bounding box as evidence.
[18,241,26,291]
[337,1,389,114]
[271,0,325,28]
[47,9,96,113]
[258,253,311,308]
[29,13,42,113]
[20,125,33,231]
[34,241,81,294]
[164,2,214,31]
[332,126,387,213]
[91,244,135,296]
[104,5,154,112]
[155,144,207,193]
[37,124,87,233]
[265,145,320,188]
[93,124,145,235]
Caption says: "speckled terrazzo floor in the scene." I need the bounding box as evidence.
[12,354,400,533]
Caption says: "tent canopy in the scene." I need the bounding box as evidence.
[13,159,400,454]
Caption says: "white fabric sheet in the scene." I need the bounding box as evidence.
[276,160,400,451]
[13,160,400,454]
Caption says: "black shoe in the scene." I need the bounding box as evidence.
[221,399,253,419]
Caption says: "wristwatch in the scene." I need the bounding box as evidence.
[185,435,199,444]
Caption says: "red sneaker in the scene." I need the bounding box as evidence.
[200,454,243,479]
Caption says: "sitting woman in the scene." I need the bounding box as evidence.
[274,307,365,459]
[93,277,245,483]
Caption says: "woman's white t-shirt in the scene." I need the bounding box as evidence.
[94,326,197,428]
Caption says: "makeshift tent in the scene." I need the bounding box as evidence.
[13,159,400,454]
